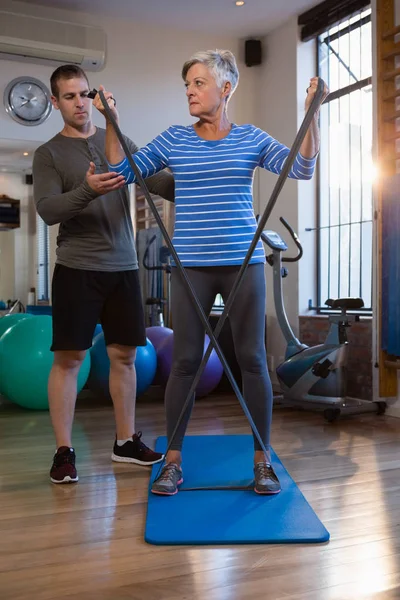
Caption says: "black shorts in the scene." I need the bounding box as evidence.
[51,264,146,351]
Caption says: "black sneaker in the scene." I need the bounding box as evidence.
[111,432,164,466]
[50,447,79,484]
[254,462,281,494]
[151,463,183,495]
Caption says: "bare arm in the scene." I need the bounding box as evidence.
[299,77,329,159]
[105,120,126,166]
[300,114,320,159]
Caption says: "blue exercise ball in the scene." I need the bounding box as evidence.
[0,313,35,395]
[135,340,158,396]
[0,313,35,394]
[88,333,157,398]
[93,323,103,340]
[0,313,34,340]
[0,316,90,410]
[87,333,110,398]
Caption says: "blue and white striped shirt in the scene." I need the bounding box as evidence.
[110,124,316,267]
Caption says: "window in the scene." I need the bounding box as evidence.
[36,215,50,301]
[317,8,373,311]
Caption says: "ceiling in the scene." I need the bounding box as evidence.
[25,0,321,37]
[0,139,39,173]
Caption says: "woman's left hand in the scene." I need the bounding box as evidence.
[305,77,329,110]
[92,84,119,122]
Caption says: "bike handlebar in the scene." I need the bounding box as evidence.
[279,217,303,263]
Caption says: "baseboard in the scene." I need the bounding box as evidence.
[386,404,400,418]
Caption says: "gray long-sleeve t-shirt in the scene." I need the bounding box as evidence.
[33,127,175,271]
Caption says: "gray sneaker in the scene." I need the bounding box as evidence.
[254,462,281,494]
[151,463,183,496]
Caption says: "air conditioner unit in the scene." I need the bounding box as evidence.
[0,11,106,71]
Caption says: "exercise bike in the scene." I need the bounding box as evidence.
[261,217,386,422]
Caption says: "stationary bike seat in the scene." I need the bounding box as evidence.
[145,298,166,305]
[325,298,364,310]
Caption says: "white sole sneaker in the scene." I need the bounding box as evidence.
[50,475,79,484]
[111,452,164,466]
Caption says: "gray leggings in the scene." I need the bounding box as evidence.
[165,263,273,452]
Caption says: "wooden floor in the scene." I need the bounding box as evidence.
[1,391,400,600]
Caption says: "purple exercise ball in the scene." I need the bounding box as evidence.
[145,326,173,349]
[157,333,223,397]
[145,326,174,384]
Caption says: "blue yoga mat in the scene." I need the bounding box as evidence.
[145,435,329,545]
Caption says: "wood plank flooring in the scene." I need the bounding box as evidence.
[1,391,400,600]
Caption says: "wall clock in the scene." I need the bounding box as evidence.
[4,76,52,126]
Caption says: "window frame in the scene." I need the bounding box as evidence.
[314,10,373,315]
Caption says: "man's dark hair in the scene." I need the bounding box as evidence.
[50,64,90,98]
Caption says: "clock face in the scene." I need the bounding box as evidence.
[4,77,52,126]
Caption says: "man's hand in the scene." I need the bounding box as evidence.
[85,162,125,194]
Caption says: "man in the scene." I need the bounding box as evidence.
[33,65,174,484]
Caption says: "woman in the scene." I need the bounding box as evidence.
[95,50,328,496]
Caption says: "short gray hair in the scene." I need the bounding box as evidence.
[182,49,239,98]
